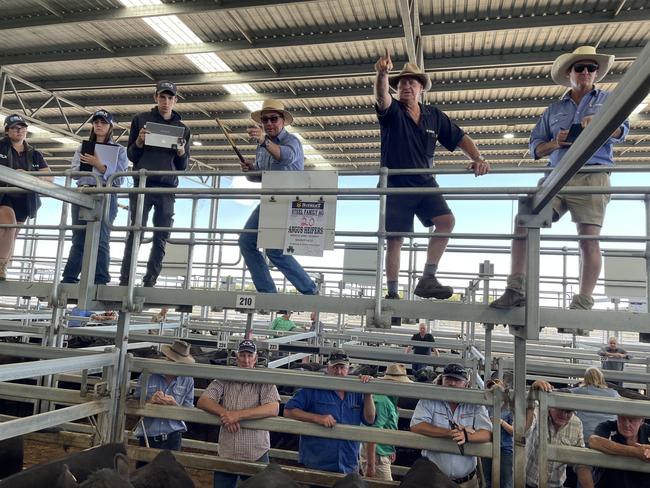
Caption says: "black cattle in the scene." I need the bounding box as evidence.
[130,450,194,488]
[332,472,367,488]
[399,457,458,488]
[239,463,301,488]
[0,436,23,479]
[56,453,132,488]
[0,443,127,488]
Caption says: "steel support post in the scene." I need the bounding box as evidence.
[512,334,528,487]
[538,390,549,488]
[124,173,147,311]
[109,312,131,442]
[373,167,388,326]
[77,198,104,309]
[645,195,650,339]
[490,385,502,488]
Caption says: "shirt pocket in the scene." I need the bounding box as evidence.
[172,384,188,404]
[424,129,437,158]
[550,113,570,134]
[314,399,338,416]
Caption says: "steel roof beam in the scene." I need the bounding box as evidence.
[27,48,642,92]
[1,9,646,66]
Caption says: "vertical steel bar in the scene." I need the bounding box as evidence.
[538,390,549,488]
[491,385,502,488]
[374,167,388,323]
[512,334,528,488]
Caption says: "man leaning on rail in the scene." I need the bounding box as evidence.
[373,49,490,308]
[237,100,318,295]
[490,46,630,316]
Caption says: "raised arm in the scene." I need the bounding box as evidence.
[374,48,393,112]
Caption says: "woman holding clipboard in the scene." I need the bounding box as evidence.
[61,109,128,285]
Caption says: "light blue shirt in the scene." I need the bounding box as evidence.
[529,88,629,167]
[254,128,304,172]
[569,385,620,445]
[133,373,194,438]
[410,398,492,479]
[72,140,129,187]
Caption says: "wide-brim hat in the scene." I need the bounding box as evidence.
[380,363,413,383]
[161,340,195,364]
[251,100,294,125]
[389,62,431,91]
[551,46,614,87]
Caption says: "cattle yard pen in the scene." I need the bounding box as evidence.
[1,46,650,486]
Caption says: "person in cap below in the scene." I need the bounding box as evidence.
[197,339,280,488]
[284,349,376,474]
[133,339,195,467]
[61,109,129,285]
[360,363,412,481]
[373,50,489,312]
[491,46,629,321]
[237,99,318,296]
[118,80,191,288]
[525,380,593,488]
[410,363,492,488]
[0,114,53,281]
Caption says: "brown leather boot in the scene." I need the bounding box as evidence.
[489,288,526,309]
[414,276,453,299]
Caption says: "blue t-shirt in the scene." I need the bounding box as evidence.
[285,387,372,473]
[499,410,514,454]
[376,99,465,187]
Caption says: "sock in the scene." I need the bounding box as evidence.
[387,281,399,295]
[423,263,438,278]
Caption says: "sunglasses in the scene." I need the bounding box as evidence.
[261,115,282,123]
[572,63,599,73]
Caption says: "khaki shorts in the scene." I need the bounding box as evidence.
[548,172,611,227]
[359,443,393,481]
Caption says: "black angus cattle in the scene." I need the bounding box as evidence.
[130,450,194,488]
[0,443,127,488]
[0,436,24,479]
[56,453,132,488]
[238,463,301,488]
[332,472,367,488]
[399,457,458,488]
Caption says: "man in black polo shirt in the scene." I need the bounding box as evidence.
[374,50,489,302]
[119,80,190,287]
[407,322,437,372]
[589,414,650,487]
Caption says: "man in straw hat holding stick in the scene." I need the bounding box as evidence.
[237,100,319,296]
[360,363,412,481]
[491,46,629,315]
[133,339,195,464]
[374,49,490,309]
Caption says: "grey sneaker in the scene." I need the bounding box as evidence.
[489,288,526,309]
[414,276,453,300]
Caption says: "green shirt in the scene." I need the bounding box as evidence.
[270,317,296,331]
[373,394,398,456]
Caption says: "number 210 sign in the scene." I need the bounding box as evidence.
[236,294,255,309]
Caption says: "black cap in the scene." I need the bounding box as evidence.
[327,349,350,366]
[237,339,257,354]
[91,109,114,125]
[442,363,469,381]
[156,80,177,96]
[4,114,28,129]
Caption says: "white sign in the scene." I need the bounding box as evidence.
[235,294,256,309]
[284,200,326,257]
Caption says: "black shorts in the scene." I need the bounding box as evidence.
[0,194,30,222]
[386,183,452,233]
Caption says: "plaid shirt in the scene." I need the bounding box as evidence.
[526,407,586,488]
[204,379,280,461]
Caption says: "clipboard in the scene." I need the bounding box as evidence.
[79,141,120,175]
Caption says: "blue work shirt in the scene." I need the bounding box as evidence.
[376,99,465,187]
[254,128,304,172]
[133,373,194,438]
[285,387,373,473]
[529,88,629,167]
[410,398,492,479]
[499,409,513,454]
[71,139,128,187]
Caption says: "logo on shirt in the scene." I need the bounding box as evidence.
[0,154,7,159]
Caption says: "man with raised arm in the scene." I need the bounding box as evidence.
[374,49,489,308]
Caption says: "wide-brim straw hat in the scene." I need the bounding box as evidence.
[161,340,195,364]
[380,363,413,383]
[551,46,614,88]
[389,62,432,91]
[251,100,294,125]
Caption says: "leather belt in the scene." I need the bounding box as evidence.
[452,469,476,484]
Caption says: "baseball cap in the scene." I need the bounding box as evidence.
[327,349,350,366]
[442,363,469,381]
[237,339,257,354]
[91,109,113,125]
[156,80,177,96]
[4,114,28,129]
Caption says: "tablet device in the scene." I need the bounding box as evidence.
[80,140,95,172]
[565,123,583,143]
[144,122,185,149]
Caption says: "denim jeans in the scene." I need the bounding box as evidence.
[119,192,175,286]
[136,430,183,469]
[238,204,318,294]
[482,450,513,488]
[213,451,269,488]
[62,193,118,285]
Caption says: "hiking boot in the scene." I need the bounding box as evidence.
[490,288,526,309]
[0,259,7,281]
[559,294,594,336]
[385,292,401,325]
[414,276,453,300]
